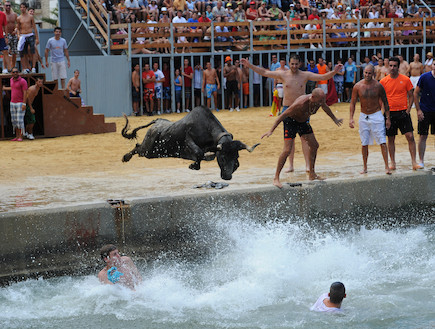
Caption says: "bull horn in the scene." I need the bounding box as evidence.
[240,142,260,152]
[216,144,223,151]
[204,151,216,157]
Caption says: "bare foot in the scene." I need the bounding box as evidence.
[284,167,294,173]
[413,164,423,170]
[273,178,283,188]
[360,169,368,174]
[389,164,396,170]
[385,168,392,175]
[308,173,325,181]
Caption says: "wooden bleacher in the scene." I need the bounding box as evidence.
[0,73,116,139]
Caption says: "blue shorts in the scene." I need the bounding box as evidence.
[206,84,217,98]
[155,86,162,99]
[163,86,170,100]
[0,38,8,51]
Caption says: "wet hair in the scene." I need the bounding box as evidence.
[54,26,62,32]
[74,69,80,73]
[329,282,346,304]
[100,244,117,260]
[389,56,400,65]
[20,2,28,8]
[290,54,300,62]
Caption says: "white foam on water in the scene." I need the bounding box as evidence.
[1,218,434,328]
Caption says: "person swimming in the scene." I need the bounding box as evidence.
[98,244,142,289]
[310,282,346,313]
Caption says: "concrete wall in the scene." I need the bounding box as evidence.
[1,172,434,284]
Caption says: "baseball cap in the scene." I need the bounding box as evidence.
[225,56,232,62]
[290,3,294,6]
[227,2,232,6]
[161,6,167,11]
[337,4,342,8]
[250,1,255,4]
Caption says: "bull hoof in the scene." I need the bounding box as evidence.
[122,153,133,162]
[189,162,200,170]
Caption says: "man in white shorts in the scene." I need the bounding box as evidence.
[350,65,392,174]
[45,26,70,89]
[409,53,424,89]
[310,282,346,313]
[274,57,288,112]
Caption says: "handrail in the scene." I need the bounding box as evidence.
[418,0,433,17]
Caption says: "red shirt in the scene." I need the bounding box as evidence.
[246,8,258,20]
[0,12,6,36]
[308,14,320,20]
[198,16,211,23]
[162,69,170,88]
[183,66,193,87]
[142,70,155,89]
[10,76,28,103]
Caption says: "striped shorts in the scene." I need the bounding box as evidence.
[10,102,25,131]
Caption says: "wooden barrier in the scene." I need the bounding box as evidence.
[0,73,116,139]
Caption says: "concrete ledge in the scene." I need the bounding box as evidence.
[1,171,434,285]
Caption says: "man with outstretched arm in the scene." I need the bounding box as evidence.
[350,65,392,175]
[241,55,343,175]
[261,88,343,188]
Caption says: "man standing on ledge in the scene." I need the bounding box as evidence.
[261,88,343,188]
[45,27,70,89]
[241,55,343,184]
[98,244,142,290]
[350,65,391,175]
[380,57,422,171]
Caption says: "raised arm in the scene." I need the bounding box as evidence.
[241,57,284,79]
[305,64,342,82]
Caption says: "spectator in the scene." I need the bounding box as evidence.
[202,61,220,111]
[344,57,357,102]
[67,69,82,101]
[182,58,193,112]
[173,0,187,12]
[5,68,27,141]
[45,27,70,89]
[153,62,165,115]
[316,57,329,94]
[125,0,141,20]
[212,1,227,21]
[188,12,201,42]
[246,1,259,21]
[193,62,203,107]
[131,63,140,115]
[142,63,156,115]
[424,52,433,72]
[333,59,345,102]
[196,0,206,14]
[306,58,318,94]
[234,2,246,22]
[308,7,319,20]
[162,62,171,113]
[174,68,183,113]
[258,1,273,21]
[162,0,175,19]
[148,0,159,18]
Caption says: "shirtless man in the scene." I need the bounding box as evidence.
[374,58,384,81]
[398,54,410,77]
[380,57,390,80]
[409,53,424,90]
[350,65,392,175]
[4,1,16,72]
[28,7,45,71]
[224,57,240,112]
[67,69,82,98]
[241,55,343,181]
[131,64,140,115]
[202,61,220,111]
[98,244,142,290]
[24,76,43,140]
[261,88,343,187]
[17,2,39,73]
[241,60,249,108]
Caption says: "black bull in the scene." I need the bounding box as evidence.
[121,106,260,180]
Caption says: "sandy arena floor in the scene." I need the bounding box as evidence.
[1,103,433,212]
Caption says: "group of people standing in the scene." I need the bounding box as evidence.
[241,51,434,187]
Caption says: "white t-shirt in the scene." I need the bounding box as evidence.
[172,16,187,23]
[310,293,343,313]
[125,0,139,8]
[194,68,202,89]
[154,69,165,89]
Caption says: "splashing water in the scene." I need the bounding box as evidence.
[1,217,434,329]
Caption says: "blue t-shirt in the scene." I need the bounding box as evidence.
[175,76,182,91]
[417,71,435,113]
[188,18,198,29]
[344,62,357,83]
[333,66,345,83]
[45,37,68,63]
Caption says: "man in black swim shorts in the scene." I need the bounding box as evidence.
[261,88,343,187]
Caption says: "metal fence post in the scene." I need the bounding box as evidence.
[87,0,90,27]
[107,13,110,55]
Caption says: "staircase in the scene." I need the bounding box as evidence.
[65,0,110,55]
[0,73,116,139]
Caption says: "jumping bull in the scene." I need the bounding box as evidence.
[121,106,259,180]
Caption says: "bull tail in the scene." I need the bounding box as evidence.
[121,113,158,140]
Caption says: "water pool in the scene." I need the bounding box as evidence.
[1,216,435,329]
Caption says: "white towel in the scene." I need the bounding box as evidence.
[17,33,33,52]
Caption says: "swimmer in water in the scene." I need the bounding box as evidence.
[310,282,346,313]
[98,244,142,289]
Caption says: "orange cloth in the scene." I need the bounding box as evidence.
[380,74,413,111]
[243,82,249,95]
[317,64,328,85]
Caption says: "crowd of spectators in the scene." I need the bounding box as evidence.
[102,0,435,52]
[130,50,434,115]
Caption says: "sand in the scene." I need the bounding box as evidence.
[1,103,432,212]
